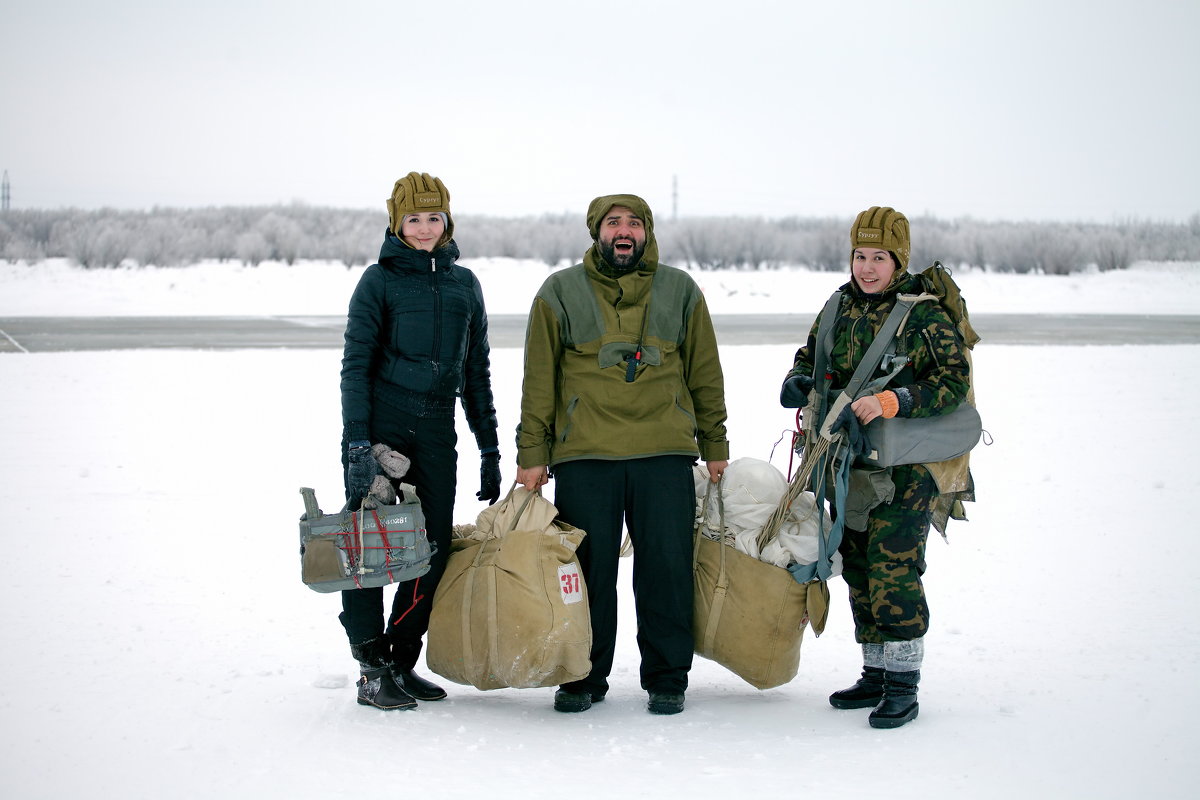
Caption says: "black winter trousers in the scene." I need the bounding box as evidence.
[339,409,457,670]
[553,455,695,696]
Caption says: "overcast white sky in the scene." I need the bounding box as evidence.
[1,0,1196,222]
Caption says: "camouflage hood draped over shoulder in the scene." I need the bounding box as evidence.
[583,193,661,272]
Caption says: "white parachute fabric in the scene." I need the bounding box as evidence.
[693,457,840,576]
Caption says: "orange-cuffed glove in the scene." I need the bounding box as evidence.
[874,390,900,419]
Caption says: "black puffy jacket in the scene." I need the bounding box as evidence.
[340,230,498,450]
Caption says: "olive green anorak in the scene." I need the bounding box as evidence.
[517,195,729,468]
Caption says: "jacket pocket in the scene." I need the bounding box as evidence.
[597,340,665,370]
[558,395,580,443]
[674,392,698,434]
[384,355,435,394]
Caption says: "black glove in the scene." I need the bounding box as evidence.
[477,450,502,505]
[780,374,814,408]
[828,405,873,457]
[345,440,380,500]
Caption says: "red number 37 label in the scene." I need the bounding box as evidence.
[558,562,583,605]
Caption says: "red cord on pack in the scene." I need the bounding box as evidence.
[787,408,804,481]
[392,578,425,625]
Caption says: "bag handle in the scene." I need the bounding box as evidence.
[299,487,322,520]
[692,479,713,566]
[466,483,546,570]
[694,478,730,656]
[506,488,541,534]
[397,483,420,506]
[693,478,729,578]
[480,482,544,538]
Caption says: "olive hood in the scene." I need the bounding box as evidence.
[584,193,660,271]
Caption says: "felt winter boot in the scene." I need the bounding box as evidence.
[868,639,923,729]
[829,642,885,709]
[350,637,417,711]
[869,670,920,728]
[829,667,886,709]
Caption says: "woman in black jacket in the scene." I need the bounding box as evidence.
[338,172,502,710]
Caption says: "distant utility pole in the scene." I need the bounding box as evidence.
[672,174,678,221]
[1,170,9,212]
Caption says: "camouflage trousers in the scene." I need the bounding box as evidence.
[839,463,936,644]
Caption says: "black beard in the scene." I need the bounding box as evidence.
[599,238,645,271]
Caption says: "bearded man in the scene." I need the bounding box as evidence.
[516,193,730,715]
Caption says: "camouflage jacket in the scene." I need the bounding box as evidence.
[787,271,970,420]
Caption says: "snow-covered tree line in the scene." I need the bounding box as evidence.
[1,205,1197,273]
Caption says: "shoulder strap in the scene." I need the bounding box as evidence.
[811,290,844,421]
[843,294,930,400]
[812,289,939,432]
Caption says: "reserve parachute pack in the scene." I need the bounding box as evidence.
[298,486,434,592]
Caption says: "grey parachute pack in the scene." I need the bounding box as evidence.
[298,485,434,592]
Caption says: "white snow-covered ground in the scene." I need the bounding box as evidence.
[1,259,1197,799]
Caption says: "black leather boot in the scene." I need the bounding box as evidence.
[554,688,595,713]
[647,691,685,715]
[553,685,606,713]
[356,667,418,710]
[388,637,447,701]
[350,637,417,711]
[868,669,920,728]
[829,666,886,709]
[392,667,447,701]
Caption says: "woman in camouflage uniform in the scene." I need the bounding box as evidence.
[779,207,970,729]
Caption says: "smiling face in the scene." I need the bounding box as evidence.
[399,212,446,252]
[852,247,898,294]
[596,205,647,268]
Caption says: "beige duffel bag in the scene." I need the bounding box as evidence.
[693,479,829,690]
[427,486,591,690]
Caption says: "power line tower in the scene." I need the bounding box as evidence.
[672,174,678,221]
[1,170,9,212]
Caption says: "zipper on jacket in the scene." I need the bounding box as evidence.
[847,305,866,375]
[559,396,580,443]
[431,256,442,384]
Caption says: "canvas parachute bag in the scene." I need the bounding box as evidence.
[426,485,591,690]
[692,478,830,690]
[297,485,433,592]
